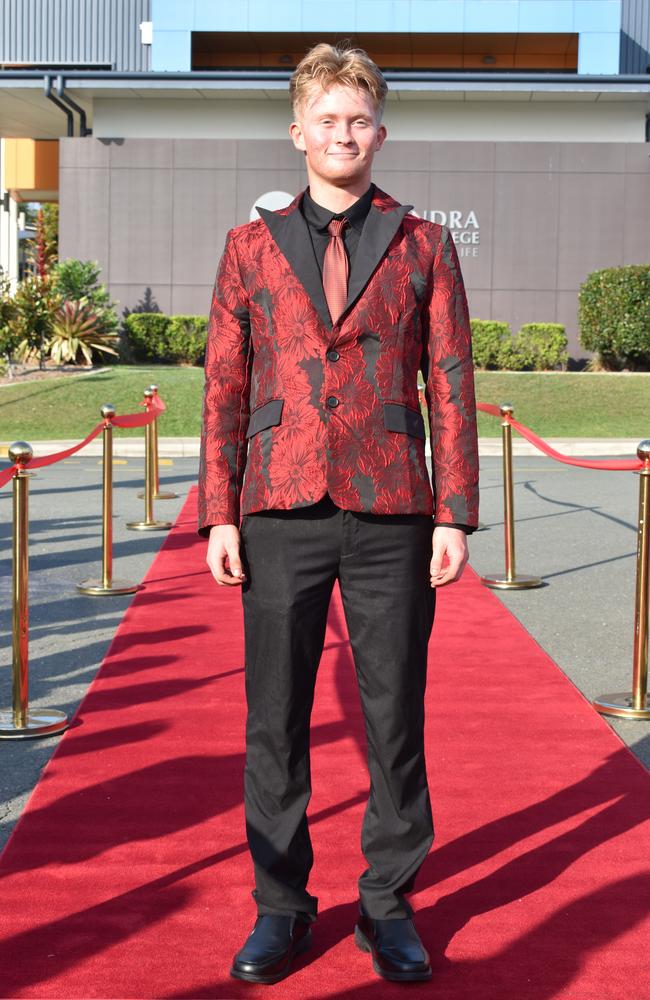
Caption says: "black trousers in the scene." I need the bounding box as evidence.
[239,492,437,922]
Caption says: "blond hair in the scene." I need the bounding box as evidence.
[290,42,388,120]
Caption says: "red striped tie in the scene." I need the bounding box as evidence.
[323,218,349,325]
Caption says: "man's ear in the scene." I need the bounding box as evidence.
[289,121,306,152]
[375,123,387,151]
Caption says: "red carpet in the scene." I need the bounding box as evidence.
[0,488,648,999]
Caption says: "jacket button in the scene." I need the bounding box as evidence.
[326,396,339,408]
[326,349,340,362]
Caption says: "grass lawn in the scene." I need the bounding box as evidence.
[473,372,648,438]
[0,366,647,441]
[0,366,205,440]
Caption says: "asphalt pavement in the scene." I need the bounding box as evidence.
[0,448,647,853]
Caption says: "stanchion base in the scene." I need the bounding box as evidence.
[138,490,179,501]
[77,578,140,596]
[593,692,650,721]
[480,573,544,590]
[126,519,172,532]
[0,709,68,740]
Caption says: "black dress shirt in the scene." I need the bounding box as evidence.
[298,186,475,536]
[301,183,375,275]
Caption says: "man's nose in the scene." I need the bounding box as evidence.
[333,123,354,144]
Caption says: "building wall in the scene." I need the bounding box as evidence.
[620,0,650,72]
[58,136,650,361]
[92,96,647,143]
[151,0,623,75]
[0,0,152,71]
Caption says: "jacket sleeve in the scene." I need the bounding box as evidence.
[197,230,252,536]
[421,225,479,531]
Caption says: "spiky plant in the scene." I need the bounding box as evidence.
[48,298,119,365]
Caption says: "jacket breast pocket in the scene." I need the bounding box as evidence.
[383,402,426,441]
[246,397,284,438]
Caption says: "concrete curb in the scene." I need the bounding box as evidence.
[1,437,644,460]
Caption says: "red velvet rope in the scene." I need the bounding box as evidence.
[0,394,167,490]
[477,401,644,472]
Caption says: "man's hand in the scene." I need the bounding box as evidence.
[429,526,469,587]
[207,524,247,586]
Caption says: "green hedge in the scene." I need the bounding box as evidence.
[471,319,567,371]
[470,320,512,369]
[123,313,207,365]
[514,323,568,371]
[579,264,650,370]
[124,309,569,372]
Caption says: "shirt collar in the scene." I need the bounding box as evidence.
[302,183,375,234]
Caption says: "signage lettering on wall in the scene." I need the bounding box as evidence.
[410,209,480,257]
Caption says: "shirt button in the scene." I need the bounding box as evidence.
[327,396,339,408]
[326,349,340,362]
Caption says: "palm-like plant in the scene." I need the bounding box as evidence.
[48,298,119,365]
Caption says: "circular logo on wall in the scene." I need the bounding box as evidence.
[250,191,295,221]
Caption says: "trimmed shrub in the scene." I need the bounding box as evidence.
[472,318,568,370]
[497,338,528,371]
[514,323,568,371]
[123,312,171,362]
[579,264,650,370]
[123,312,207,365]
[165,316,207,365]
[470,320,513,369]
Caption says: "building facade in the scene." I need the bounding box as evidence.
[2,0,649,359]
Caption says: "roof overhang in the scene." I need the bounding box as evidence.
[1,70,649,139]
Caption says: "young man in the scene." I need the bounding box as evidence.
[198,43,479,985]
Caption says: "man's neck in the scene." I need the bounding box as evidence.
[306,177,373,214]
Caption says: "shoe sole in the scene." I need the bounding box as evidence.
[229,928,312,985]
[354,925,432,982]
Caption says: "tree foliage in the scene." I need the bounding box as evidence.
[51,259,119,338]
[579,265,650,370]
[11,273,62,369]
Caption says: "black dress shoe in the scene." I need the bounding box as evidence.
[354,911,432,982]
[230,914,312,984]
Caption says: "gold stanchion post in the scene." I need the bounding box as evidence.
[138,384,177,501]
[0,442,68,739]
[127,389,172,532]
[481,403,543,590]
[78,405,140,596]
[594,440,650,720]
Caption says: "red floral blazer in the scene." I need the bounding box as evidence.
[197,186,479,534]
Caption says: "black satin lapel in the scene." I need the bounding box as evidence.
[345,204,413,315]
[257,206,332,330]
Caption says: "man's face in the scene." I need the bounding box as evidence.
[289,83,386,189]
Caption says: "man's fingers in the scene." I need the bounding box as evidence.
[429,530,469,588]
[430,551,467,587]
[430,563,459,586]
[211,553,246,585]
[226,545,246,581]
[429,540,447,581]
[206,529,246,586]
